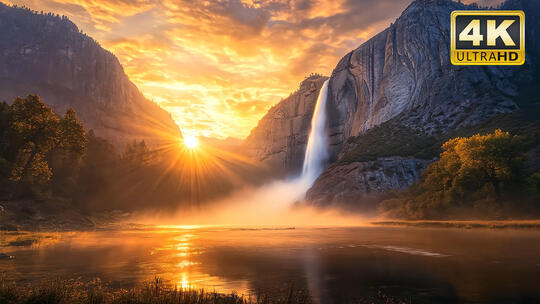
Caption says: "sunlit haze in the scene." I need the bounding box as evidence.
[184,135,198,149]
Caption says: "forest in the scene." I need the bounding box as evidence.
[1,95,539,225]
[0,95,261,230]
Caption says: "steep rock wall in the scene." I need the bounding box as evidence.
[0,4,181,147]
[244,75,328,173]
[308,0,540,207]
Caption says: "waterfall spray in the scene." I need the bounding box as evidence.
[165,79,348,226]
[301,79,329,186]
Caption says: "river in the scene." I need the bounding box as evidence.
[2,226,540,303]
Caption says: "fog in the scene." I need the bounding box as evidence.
[131,175,368,227]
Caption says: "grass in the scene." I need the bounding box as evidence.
[0,277,307,304]
[372,220,540,230]
[0,277,410,304]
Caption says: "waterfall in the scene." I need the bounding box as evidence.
[301,79,329,186]
[168,81,333,223]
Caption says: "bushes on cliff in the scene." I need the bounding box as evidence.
[380,130,539,219]
[338,122,439,164]
[338,108,540,166]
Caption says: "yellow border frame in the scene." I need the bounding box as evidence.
[450,10,525,65]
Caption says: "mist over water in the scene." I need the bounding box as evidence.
[140,79,358,227]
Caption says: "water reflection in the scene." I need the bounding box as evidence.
[1,227,540,303]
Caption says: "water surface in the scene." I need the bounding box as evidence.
[2,226,540,303]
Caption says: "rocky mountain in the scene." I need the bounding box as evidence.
[0,3,181,147]
[245,75,327,173]
[247,0,540,207]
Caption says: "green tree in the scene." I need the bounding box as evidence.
[122,139,150,166]
[58,108,87,156]
[49,108,87,196]
[7,96,86,184]
[9,95,60,182]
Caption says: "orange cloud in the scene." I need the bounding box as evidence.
[10,0,418,139]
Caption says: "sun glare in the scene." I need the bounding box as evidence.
[184,136,198,149]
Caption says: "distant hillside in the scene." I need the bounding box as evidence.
[0,3,182,147]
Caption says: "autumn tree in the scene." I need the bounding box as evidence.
[380,130,528,219]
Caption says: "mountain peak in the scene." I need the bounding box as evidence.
[0,3,181,147]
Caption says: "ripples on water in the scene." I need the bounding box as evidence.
[2,226,540,303]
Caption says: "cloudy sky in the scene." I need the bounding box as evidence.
[7,0,503,139]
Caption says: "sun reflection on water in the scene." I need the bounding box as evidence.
[171,233,203,290]
[179,272,190,290]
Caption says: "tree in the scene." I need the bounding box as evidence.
[7,96,86,184]
[58,108,86,157]
[9,95,60,182]
[122,139,150,166]
[49,108,87,195]
[380,130,527,219]
[432,129,523,201]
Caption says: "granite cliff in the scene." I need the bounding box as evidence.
[247,0,540,207]
[245,75,328,173]
[0,3,181,147]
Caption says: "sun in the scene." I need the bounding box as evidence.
[184,136,198,149]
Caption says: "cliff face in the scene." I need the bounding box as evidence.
[326,0,526,153]
[308,0,540,207]
[244,75,328,173]
[305,157,431,208]
[246,0,539,206]
[0,3,181,146]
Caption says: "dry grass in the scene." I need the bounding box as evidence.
[0,277,410,304]
[0,277,312,304]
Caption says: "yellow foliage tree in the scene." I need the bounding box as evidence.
[380,130,525,219]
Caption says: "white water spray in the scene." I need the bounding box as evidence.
[301,79,330,186]
[163,79,355,226]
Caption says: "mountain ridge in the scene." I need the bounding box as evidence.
[0,2,182,147]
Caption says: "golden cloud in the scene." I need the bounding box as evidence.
[10,0,415,139]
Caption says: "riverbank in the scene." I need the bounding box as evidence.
[0,199,131,232]
[371,220,540,230]
[0,277,406,304]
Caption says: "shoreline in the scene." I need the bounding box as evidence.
[371,220,540,230]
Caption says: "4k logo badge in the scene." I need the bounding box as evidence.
[451,11,525,65]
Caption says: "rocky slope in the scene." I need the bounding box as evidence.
[305,157,431,209]
[244,75,327,173]
[247,0,540,207]
[0,3,181,147]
